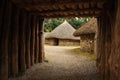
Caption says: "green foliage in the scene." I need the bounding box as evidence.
[44,17,91,32]
[44,18,64,32]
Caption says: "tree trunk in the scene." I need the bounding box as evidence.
[0,1,12,80]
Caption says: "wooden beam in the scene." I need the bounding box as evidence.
[38,18,44,62]
[10,5,20,77]
[25,13,31,69]
[37,13,101,18]
[0,0,12,80]
[12,0,105,9]
[19,9,27,72]
[0,0,5,36]
[31,8,102,15]
[34,17,39,63]
[30,15,36,65]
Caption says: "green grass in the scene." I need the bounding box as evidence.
[70,48,96,61]
[44,57,49,62]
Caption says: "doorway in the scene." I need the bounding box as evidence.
[54,38,59,46]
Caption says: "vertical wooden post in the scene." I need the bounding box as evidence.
[96,2,117,79]
[34,17,39,63]
[0,0,12,80]
[110,0,120,80]
[25,13,31,69]
[0,0,5,35]
[97,14,110,80]
[30,16,36,65]
[18,10,27,72]
[10,5,20,77]
[38,18,44,62]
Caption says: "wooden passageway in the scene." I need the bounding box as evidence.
[0,0,120,80]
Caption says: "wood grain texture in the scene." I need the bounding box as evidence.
[0,0,12,79]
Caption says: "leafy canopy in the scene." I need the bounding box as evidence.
[44,17,91,32]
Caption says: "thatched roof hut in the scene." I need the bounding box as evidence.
[73,18,97,53]
[73,18,97,36]
[45,20,80,46]
[45,20,79,40]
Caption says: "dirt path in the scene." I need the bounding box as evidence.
[10,45,99,80]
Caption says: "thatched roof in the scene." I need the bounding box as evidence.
[45,20,79,40]
[73,18,97,36]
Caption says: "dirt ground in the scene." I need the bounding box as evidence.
[9,45,99,80]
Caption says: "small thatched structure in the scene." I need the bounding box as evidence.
[45,20,80,46]
[73,18,97,53]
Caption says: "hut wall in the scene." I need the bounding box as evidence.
[59,39,80,46]
[45,38,55,45]
[80,34,95,53]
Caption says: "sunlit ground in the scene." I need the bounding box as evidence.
[9,45,99,80]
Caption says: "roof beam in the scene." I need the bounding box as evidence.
[31,8,102,15]
[11,0,105,9]
[33,12,101,18]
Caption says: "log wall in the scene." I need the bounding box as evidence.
[0,1,44,80]
[96,0,120,80]
[110,0,120,79]
[0,0,120,80]
[0,0,12,79]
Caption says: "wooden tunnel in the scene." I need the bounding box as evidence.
[0,0,120,80]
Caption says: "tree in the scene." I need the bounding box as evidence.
[44,17,91,32]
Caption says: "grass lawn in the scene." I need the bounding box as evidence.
[70,47,96,61]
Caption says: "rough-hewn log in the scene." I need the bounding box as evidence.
[25,13,31,69]
[34,17,39,63]
[97,13,112,80]
[0,0,12,80]
[14,0,105,9]
[10,5,20,77]
[30,15,36,65]
[34,13,100,18]
[0,0,5,37]
[18,10,27,72]
[110,0,120,80]
[38,18,44,62]
[32,8,102,15]
[96,0,119,80]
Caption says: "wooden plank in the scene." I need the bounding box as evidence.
[0,0,12,80]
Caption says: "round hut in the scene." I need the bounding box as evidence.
[73,18,97,53]
[45,20,80,46]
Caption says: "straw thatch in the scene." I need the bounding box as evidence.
[73,18,97,36]
[45,20,79,40]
